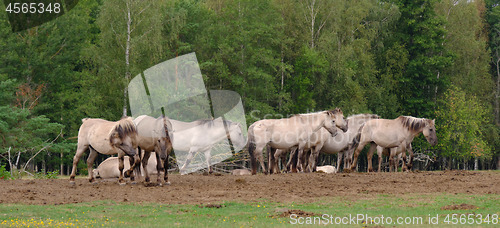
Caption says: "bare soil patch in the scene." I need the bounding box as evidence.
[0,171,498,205]
[441,203,478,210]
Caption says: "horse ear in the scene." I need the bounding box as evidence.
[432,119,435,124]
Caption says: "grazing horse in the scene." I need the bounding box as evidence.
[248,109,348,175]
[134,115,173,185]
[69,117,139,185]
[348,116,437,172]
[172,118,246,174]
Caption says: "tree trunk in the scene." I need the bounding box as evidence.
[474,157,478,170]
[496,58,500,126]
[123,1,132,117]
[60,152,64,175]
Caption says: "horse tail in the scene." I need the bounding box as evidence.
[247,125,258,175]
[349,123,364,151]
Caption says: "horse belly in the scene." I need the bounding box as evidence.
[372,133,400,148]
[136,136,156,152]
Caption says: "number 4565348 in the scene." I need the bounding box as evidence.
[5,2,61,14]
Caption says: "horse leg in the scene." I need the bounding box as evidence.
[162,151,170,185]
[142,150,152,183]
[86,147,98,183]
[399,144,408,172]
[287,148,298,173]
[272,148,283,174]
[376,147,384,172]
[388,148,397,172]
[348,141,368,172]
[367,143,376,173]
[297,148,305,173]
[406,143,414,171]
[69,143,88,184]
[127,153,140,183]
[253,144,267,174]
[309,147,321,172]
[204,149,213,174]
[345,147,354,170]
[337,151,344,173]
[268,146,276,175]
[118,152,126,185]
[180,149,195,174]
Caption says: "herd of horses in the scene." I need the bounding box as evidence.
[68,108,437,185]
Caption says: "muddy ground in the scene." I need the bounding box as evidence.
[0,170,498,205]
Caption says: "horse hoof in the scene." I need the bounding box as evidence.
[165,181,171,186]
[69,181,76,185]
[119,182,126,186]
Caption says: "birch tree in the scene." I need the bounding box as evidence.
[92,0,165,117]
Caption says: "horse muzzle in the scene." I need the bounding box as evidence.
[119,145,136,157]
[341,125,348,132]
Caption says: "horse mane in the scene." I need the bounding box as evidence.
[398,116,427,132]
[110,117,137,142]
[328,107,343,115]
[347,113,380,120]
[291,109,339,118]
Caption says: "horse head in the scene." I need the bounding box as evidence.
[110,117,138,156]
[228,121,246,150]
[326,108,348,133]
[423,119,437,146]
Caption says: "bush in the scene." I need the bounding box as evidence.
[0,165,12,180]
[34,169,59,179]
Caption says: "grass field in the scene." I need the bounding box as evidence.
[0,193,498,227]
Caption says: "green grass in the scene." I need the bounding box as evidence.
[0,194,498,227]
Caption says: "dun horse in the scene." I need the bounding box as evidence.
[134,115,173,185]
[347,116,437,172]
[247,109,348,175]
[69,117,140,185]
[272,114,379,173]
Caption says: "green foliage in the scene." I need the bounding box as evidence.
[436,86,492,161]
[33,169,59,179]
[0,165,12,180]
[390,0,453,117]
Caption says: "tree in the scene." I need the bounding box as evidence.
[0,75,65,174]
[390,0,452,117]
[89,0,166,118]
[436,86,492,169]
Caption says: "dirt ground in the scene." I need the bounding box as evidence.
[0,170,498,205]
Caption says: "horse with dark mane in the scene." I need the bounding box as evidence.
[347,116,437,172]
[134,115,173,185]
[69,117,140,185]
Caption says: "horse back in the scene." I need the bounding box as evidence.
[78,118,123,154]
